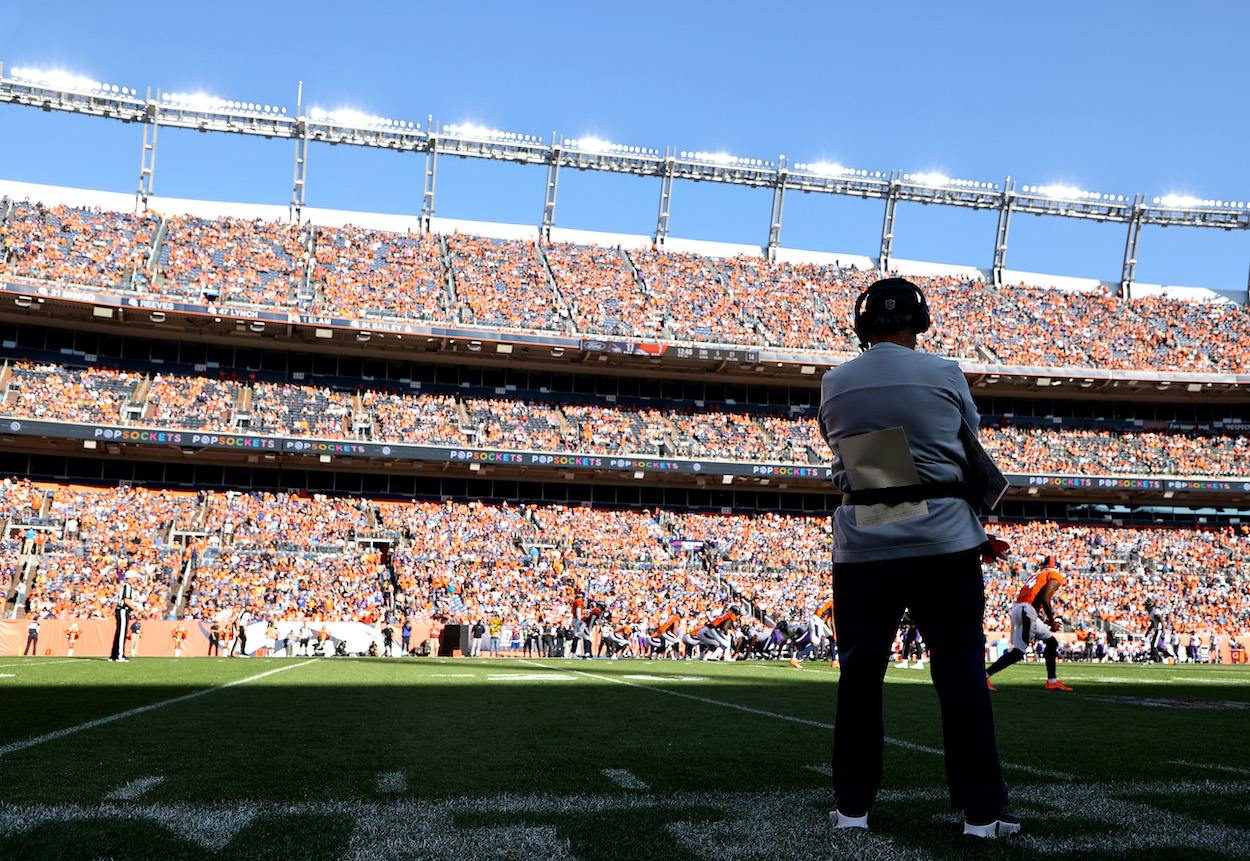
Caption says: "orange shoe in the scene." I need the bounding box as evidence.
[986,674,997,691]
[1045,679,1073,691]
[789,657,803,669]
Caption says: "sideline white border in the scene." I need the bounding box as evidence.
[0,660,315,758]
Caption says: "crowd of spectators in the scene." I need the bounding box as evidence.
[446,234,563,332]
[155,214,309,307]
[144,374,241,431]
[248,382,356,437]
[0,201,157,290]
[3,479,194,620]
[543,241,658,338]
[6,480,1247,649]
[978,423,1250,477]
[0,362,143,424]
[312,224,449,321]
[724,257,866,350]
[9,196,1250,373]
[629,248,762,345]
[8,362,1250,479]
[187,549,386,623]
[559,403,672,456]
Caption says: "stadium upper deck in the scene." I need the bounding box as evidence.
[4,182,1250,380]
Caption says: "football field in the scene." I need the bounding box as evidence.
[1,656,1247,860]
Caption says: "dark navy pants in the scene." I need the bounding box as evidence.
[832,548,1008,814]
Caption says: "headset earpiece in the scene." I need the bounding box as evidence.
[853,278,931,349]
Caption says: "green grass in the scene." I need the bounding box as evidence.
[1,656,1248,860]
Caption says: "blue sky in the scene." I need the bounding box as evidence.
[2,1,1248,293]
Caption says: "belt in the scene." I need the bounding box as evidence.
[841,481,973,507]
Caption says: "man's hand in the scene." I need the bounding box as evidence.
[980,535,1010,563]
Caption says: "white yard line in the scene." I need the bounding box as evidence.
[518,659,1076,781]
[0,660,78,670]
[104,776,165,800]
[601,768,649,789]
[0,660,316,759]
[1168,759,1250,776]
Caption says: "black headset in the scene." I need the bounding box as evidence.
[853,277,931,349]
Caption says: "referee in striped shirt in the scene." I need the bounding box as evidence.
[110,569,142,662]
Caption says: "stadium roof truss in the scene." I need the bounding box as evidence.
[3,66,1249,297]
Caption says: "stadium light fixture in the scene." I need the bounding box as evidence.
[907,172,951,188]
[795,162,850,178]
[448,123,495,138]
[309,106,414,130]
[1156,194,1240,210]
[567,138,660,157]
[9,66,136,96]
[1027,184,1086,199]
[687,151,755,166]
[574,137,613,153]
[164,92,224,111]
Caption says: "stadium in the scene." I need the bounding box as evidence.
[1,61,1249,861]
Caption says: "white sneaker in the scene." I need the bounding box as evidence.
[829,808,868,829]
[894,661,907,669]
[963,810,1021,838]
[911,660,925,669]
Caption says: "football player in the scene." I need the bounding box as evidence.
[651,609,684,659]
[986,557,1072,691]
[695,605,740,661]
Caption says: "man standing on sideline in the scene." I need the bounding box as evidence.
[129,616,143,658]
[230,611,250,657]
[470,619,486,657]
[110,569,141,662]
[986,557,1073,691]
[818,277,1017,838]
[208,619,221,656]
[23,615,40,656]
